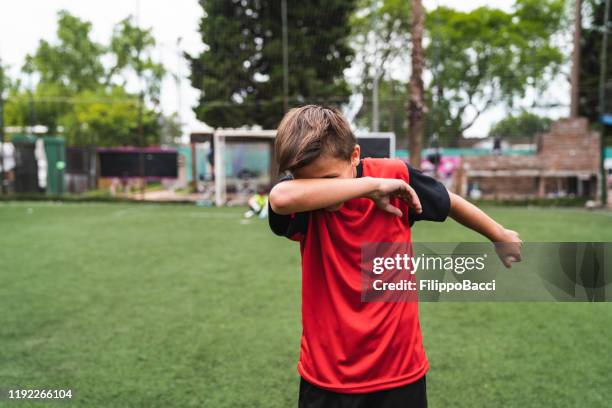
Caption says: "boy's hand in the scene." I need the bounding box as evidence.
[493,228,522,268]
[447,192,522,268]
[366,178,422,217]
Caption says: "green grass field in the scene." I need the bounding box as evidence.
[1,202,611,407]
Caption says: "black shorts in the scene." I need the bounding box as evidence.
[298,375,427,408]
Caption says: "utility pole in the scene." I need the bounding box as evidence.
[28,77,35,134]
[570,0,582,118]
[373,72,380,132]
[136,0,146,197]
[0,60,6,195]
[599,0,611,207]
[371,0,380,132]
[176,36,183,144]
[138,89,145,196]
[281,0,289,113]
[408,0,425,168]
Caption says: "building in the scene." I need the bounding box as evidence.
[458,118,601,201]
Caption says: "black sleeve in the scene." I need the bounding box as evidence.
[268,175,310,238]
[406,164,451,227]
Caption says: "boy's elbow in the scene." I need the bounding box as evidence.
[448,192,464,213]
[269,186,294,215]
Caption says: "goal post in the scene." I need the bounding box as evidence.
[213,129,277,207]
[355,131,396,160]
[210,129,396,206]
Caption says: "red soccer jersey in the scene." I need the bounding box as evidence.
[290,157,429,393]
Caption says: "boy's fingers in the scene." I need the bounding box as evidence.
[509,255,520,265]
[382,203,403,217]
[500,252,521,268]
[403,184,422,214]
[502,256,512,268]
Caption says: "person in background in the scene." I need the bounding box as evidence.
[244,186,269,219]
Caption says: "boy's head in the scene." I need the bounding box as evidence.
[275,105,360,181]
[256,185,267,196]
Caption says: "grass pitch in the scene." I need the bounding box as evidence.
[0,202,611,407]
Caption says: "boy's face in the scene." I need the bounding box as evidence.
[293,145,361,212]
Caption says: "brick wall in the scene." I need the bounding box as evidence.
[462,155,540,172]
[459,118,601,199]
[537,118,600,173]
[471,176,538,199]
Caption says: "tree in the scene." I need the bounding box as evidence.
[3,77,30,129]
[579,0,612,121]
[0,63,10,95]
[349,0,411,133]
[58,87,159,147]
[188,0,357,129]
[19,10,104,133]
[24,10,105,94]
[158,112,183,145]
[350,0,411,85]
[489,111,553,138]
[570,0,583,117]
[408,0,425,166]
[0,62,7,194]
[8,10,166,147]
[354,78,409,139]
[107,17,165,104]
[426,0,565,144]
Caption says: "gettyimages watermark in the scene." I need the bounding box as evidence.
[360,242,612,302]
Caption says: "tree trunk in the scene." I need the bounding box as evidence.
[408,0,425,168]
[570,0,582,118]
[0,62,5,195]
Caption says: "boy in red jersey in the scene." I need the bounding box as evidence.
[268,105,522,408]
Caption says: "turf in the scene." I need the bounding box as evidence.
[0,202,610,407]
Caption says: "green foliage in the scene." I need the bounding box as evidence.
[355,78,409,139]
[426,0,565,143]
[27,82,73,134]
[24,10,105,93]
[158,112,183,145]
[188,0,357,129]
[6,10,167,147]
[0,63,9,97]
[0,64,6,137]
[58,87,159,147]
[349,0,411,94]
[579,0,612,121]
[489,111,553,138]
[346,0,565,146]
[107,17,166,102]
[4,87,30,129]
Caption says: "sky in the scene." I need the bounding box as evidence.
[0,0,569,138]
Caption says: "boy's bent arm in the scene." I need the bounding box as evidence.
[269,177,422,216]
[448,192,522,268]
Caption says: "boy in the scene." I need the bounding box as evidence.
[244,186,269,219]
[268,105,522,408]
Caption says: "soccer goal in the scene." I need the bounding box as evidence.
[355,132,396,160]
[213,129,277,207]
[210,129,396,206]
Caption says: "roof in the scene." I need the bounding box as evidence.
[97,146,178,153]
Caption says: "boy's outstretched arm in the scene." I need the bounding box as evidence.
[269,177,422,217]
[448,192,522,268]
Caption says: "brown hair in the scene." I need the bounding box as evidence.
[275,105,356,174]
